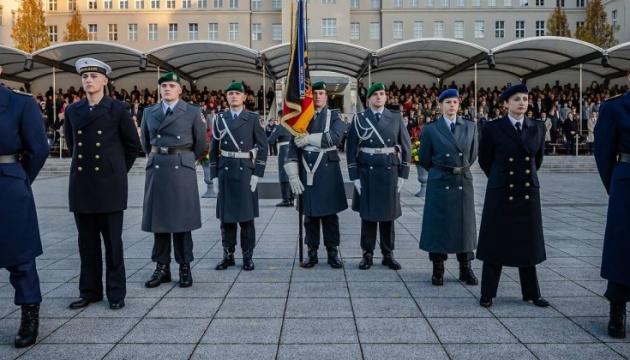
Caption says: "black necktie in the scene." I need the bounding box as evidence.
[375,113,382,123]
[450,122,456,134]
[165,107,172,117]
[515,121,522,134]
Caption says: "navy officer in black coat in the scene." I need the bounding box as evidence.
[346,82,411,270]
[0,65,49,348]
[64,58,141,311]
[476,84,549,309]
[594,76,630,339]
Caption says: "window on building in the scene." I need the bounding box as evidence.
[168,23,178,40]
[495,20,504,38]
[150,0,159,8]
[612,9,618,29]
[426,0,433,7]
[488,0,496,6]
[128,23,138,41]
[472,0,480,6]
[434,21,444,37]
[474,20,484,38]
[251,23,262,40]
[371,0,380,9]
[535,0,543,5]
[229,0,237,8]
[48,0,57,11]
[214,0,222,7]
[504,0,512,6]
[251,0,261,9]
[208,22,218,40]
[166,0,175,8]
[120,0,128,9]
[438,0,448,7]
[48,25,58,42]
[198,0,208,7]
[535,20,544,36]
[576,0,584,7]
[272,0,281,9]
[350,0,359,8]
[88,0,98,9]
[519,0,527,5]
[189,23,199,40]
[321,0,336,4]
[370,22,380,40]
[88,24,98,40]
[350,22,360,40]
[455,0,464,6]
[0,6,4,26]
[576,21,584,31]
[454,21,464,39]
[229,22,239,40]
[108,24,118,40]
[182,0,190,7]
[413,21,423,38]
[148,23,158,40]
[410,0,419,7]
[272,23,282,40]
[393,21,403,40]
[68,0,77,11]
[321,18,337,37]
[556,0,564,5]
[104,0,113,8]
[516,20,525,38]
[393,0,403,7]
[135,0,144,8]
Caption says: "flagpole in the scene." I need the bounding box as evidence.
[297,0,305,267]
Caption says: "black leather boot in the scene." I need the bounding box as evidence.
[479,296,493,308]
[303,246,319,268]
[215,248,236,270]
[14,304,38,348]
[432,260,445,286]
[242,249,255,271]
[382,253,402,270]
[179,263,193,288]
[276,200,293,207]
[358,252,373,270]
[459,260,478,286]
[608,301,627,339]
[326,247,343,269]
[145,263,171,288]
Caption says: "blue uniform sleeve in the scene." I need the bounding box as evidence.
[118,102,141,172]
[419,126,433,171]
[397,115,411,179]
[19,95,49,183]
[594,101,618,194]
[253,114,268,178]
[346,115,360,181]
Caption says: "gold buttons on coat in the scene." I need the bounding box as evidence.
[525,182,530,187]
[525,169,531,174]
[525,195,530,200]
[78,166,83,171]
[97,130,102,135]
[525,156,530,161]
[509,196,514,201]
[78,154,83,159]
[509,184,514,188]
[509,157,514,162]
[95,167,100,171]
[95,155,100,159]
[96,142,101,147]
[509,171,514,175]
[78,142,83,147]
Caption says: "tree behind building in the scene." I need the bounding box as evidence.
[11,0,50,52]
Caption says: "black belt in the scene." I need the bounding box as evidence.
[150,146,192,155]
[620,153,630,163]
[433,164,470,175]
[0,154,19,164]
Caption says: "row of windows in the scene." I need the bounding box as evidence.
[350,0,585,9]
[47,0,283,11]
[47,22,285,41]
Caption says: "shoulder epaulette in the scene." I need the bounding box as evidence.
[604,94,622,102]
[11,89,32,97]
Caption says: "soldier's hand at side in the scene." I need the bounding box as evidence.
[294,135,308,148]
[397,178,405,193]
[283,161,304,195]
[250,175,259,192]
[353,179,362,195]
[212,179,219,195]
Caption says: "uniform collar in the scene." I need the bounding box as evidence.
[508,113,524,128]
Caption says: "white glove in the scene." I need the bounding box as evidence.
[212,179,219,195]
[250,175,259,192]
[284,162,304,195]
[306,133,323,147]
[249,148,258,161]
[353,179,361,195]
[397,178,405,193]
[294,135,308,148]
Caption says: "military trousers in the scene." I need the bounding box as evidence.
[304,214,340,249]
[221,220,255,252]
[429,252,474,263]
[280,182,294,202]
[360,220,395,256]
[481,262,540,300]
[605,281,630,303]
[152,232,194,265]
[74,211,126,302]
[6,259,41,305]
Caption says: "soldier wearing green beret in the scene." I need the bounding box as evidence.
[284,81,348,268]
[346,82,411,270]
[210,81,268,271]
[141,72,208,289]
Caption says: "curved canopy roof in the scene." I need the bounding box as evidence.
[373,38,489,80]
[147,41,262,82]
[262,40,372,79]
[0,46,51,83]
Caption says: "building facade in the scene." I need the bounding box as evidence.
[1,0,628,51]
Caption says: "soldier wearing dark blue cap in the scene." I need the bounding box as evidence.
[284,80,348,268]
[593,69,630,339]
[346,82,412,270]
[0,65,49,348]
[419,88,479,286]
[210,81,268,271]
[65,58,141,311]
[476,83,549,309]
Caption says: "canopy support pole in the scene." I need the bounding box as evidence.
[262,66,267,124]
[157,66,161,102]
[474,63,478,122]
[53,67,61,159]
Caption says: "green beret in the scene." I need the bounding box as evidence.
[225,81,244,93]
[158,72,181,85]
[312,81,326,91]
[367,82,386,98]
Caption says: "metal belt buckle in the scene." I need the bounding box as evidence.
[226,151,235,157]
[374,148,383,154]
[159,147,168,155]
[452,167,463,175]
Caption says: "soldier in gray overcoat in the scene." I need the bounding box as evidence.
[210,81,268,271]
[419,89,478,286]
[284,81,348,269]
[346,83,411,270]
[141,72,207,289]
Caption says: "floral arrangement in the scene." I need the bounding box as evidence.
[411,138,421,164]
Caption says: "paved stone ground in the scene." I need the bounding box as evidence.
[1,156,629,359]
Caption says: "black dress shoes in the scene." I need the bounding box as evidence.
[608,301,627,339]
[276,200,293,207]
[326,247,343,269]
[302,247,319,268]
[14,304,39,348]
[382,254,402,270]
[215,248,236,270]
[479,296,493,308]
[242,249,255,271]
[358,252,373,270]
[145,263,171,288]
[69,297,99,309]
[432,261,445,286]
[523,296,550,307]
[459,260,478,286]
[179,263,193,288]
[109,300,125,310]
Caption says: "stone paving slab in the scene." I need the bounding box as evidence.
[1,165,629,359]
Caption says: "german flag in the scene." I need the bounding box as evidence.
[281,0,314,136]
